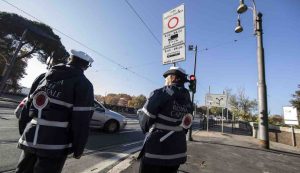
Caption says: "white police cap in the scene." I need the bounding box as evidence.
[163,66,187,78]
[70,49,94,63]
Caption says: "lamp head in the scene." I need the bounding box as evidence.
[237,0,248,14]
[235,25,243,33]
[235,19,243,33]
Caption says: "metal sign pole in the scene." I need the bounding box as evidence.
[222,108,224,133]
[291,126,296,147]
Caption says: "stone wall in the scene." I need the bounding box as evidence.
[250,122,300,148]
[268,125,300,148]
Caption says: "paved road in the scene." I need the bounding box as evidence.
[0,107,144,173]
[0,108,20,172]
[0,105,201,173]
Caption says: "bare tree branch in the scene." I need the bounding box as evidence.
[18,44,37,59]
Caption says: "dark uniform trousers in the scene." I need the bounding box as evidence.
[139,158,180,173]
[16,151,67,173]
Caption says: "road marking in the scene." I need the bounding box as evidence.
[0,140,18,144]
[119,129,141,134]
[122,140,143,147]
[80,146,142,173]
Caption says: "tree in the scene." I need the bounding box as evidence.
[269,115,283,126]
[128,95,147,109]
[105,94,120,105]
[103,93,132,106]
[210,106,223,116]
[229,88,258,121]
[196,106,207,115]
[95,95,104,103]
[0,12,69,92]
[290,85,300,111]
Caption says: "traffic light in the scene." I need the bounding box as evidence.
[189,75,196,93]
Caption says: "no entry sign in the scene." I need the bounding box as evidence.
[163,4,185,33]
[162,4,186,65]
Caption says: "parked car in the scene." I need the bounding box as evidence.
[15,98,127,133]
[213,116,226,121]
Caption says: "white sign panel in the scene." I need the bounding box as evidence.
[163,4,185,33]
[205,94,228,108]
[163,27,185,49]
[162,4,185,65]
[162,44,185,64]
[283,106,299,125]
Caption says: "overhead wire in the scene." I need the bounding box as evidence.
[1,0,159,85]
[124,0,161,46]
[2,0,255,88]
[125,38,248,70]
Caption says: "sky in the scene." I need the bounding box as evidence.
[1,0,300,115]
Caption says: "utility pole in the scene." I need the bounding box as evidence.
[0,29,28,96]
[235,0,269,149]
[256,12,269,149]
[188,45,198,141]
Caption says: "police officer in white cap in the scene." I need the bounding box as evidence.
[16,49,94,173]
[138,66,193,173]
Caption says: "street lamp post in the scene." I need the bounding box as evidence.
[235,0,269,149]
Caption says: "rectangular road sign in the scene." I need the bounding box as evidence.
[163,27,185,49]
[162,4,185,65]
[163,4,185,33]
[162,43,185,64]
[205,94,228,108]
[283,106,299,125]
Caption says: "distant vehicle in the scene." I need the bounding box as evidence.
[15,98,127,133]
[213,116,226,121]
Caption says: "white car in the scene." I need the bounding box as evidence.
[15,98,127,133]
[90,100,127,133]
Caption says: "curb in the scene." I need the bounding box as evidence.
[106,151,140,173]
[79,146,142,173]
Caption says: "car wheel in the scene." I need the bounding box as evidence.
[104,120,119,133]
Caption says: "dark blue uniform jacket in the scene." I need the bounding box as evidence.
[18,64,94,158]
[139,83,193,166]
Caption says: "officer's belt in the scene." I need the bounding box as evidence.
[154,123,183,131]
[31,118,69,128]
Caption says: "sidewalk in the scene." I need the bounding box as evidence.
[0,94,24,103]
[110,128,300,173]
[0,94,22,109]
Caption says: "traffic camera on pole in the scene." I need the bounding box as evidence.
[189,75,196,93]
